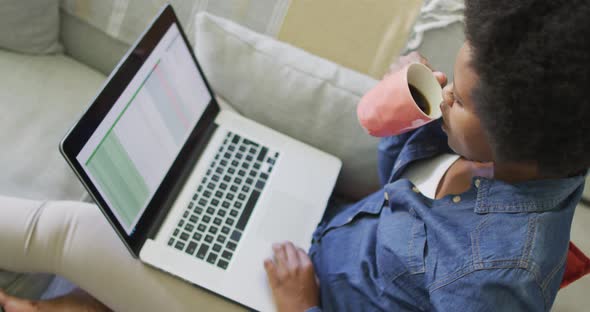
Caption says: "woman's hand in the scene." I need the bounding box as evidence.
[264,241,319,312]
[385,51,448,87]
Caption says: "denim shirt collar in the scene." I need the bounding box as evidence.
[388,119,586,214]
[473,174,585,214]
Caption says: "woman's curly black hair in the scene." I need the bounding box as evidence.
[464,0,590,176]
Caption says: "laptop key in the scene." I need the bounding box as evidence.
[222,250,233,260]
[215,191,223,198]
[193,232,202,241]
[246,178,253,185]
[234,201,243,209]
[232,134,240,144]
[260,172,269,180]
[196,244,209,259]
[238,193,246,201]
[230,185,239,192]
[217,209,227,217]
[217,259,229,270]
[255,180,265,190]
[257,147,268,162]
[186,241,198,255]
[173,229,179,237]
[223,175,231,182]
[207,253,218,264]
[185,223,194,232]
[229,209,238,217]
[189,214,199,223]
[220,159,228,167]
[197,224,206,232]
[202,215,211,223]
[209,226,218,234]
[205,235,214,243]
[226,241,237,251]
[236,190,260,231]
[226,193,234,200]
[213,218,222,226]
[231,230,242,242]
[221,226,231,234]
[168,238,175,246]
[207,207,215,214]
[225,218,234,226]
[175,241,185,251]
[227,168,236,174]
[236,153,243,160]
[212,175,220,182]
[217,235,226,244]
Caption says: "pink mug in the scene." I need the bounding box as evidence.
[357,63,443,137]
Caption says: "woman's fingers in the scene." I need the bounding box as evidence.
[433,71,448,87]
[264,258,279,288]
[283,242,300,269]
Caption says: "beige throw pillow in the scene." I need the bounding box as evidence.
[0,0,62,54]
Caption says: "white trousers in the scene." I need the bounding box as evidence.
[0,196,245,312]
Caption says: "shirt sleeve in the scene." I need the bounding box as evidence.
[377,118,449,185]
[304,306,322,312]
[429,268,547,312]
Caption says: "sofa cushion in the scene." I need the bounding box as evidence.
[0,0,62,54]
[0,50,106,200]
[194,12,381,200]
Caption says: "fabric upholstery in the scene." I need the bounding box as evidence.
[0,0,62,54]
[0,49,106,200]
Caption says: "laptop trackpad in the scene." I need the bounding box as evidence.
[256,190,310,245]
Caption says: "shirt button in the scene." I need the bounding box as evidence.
[475,179,481,188]
[384,192,389,201]
[412,186,420,193]
[452,195,461,203]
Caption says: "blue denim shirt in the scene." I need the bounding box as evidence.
[307,119,585,312]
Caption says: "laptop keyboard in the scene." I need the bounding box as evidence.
[167,131,279,270]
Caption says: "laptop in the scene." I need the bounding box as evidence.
[60,5,340,311]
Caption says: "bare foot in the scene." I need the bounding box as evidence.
[0,289,111,312]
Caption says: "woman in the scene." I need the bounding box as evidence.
[2,0,589,311]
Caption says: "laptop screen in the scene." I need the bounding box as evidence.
[76,23,211,234]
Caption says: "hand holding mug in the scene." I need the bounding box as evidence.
[358,53,447,137]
